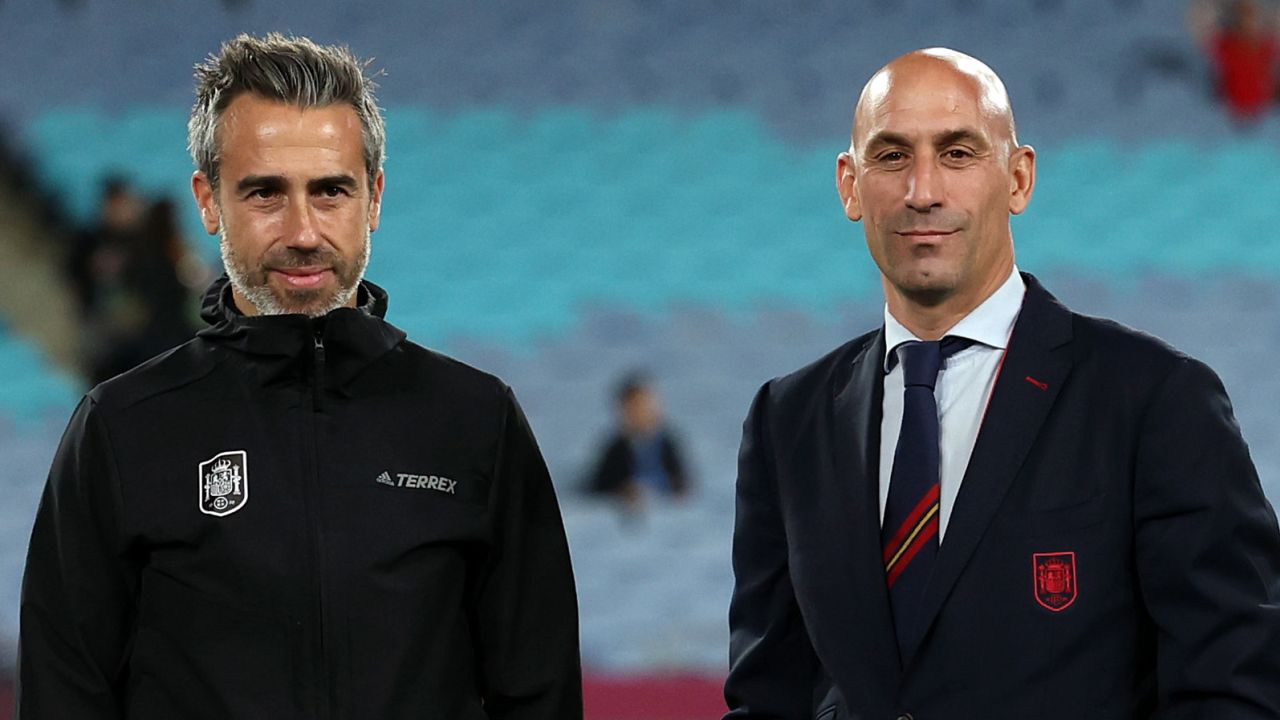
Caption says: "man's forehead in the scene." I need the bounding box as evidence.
[219,95,361,145]
[853,51,1012,149]
[861,94,990,145]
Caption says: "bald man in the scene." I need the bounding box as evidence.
[724,48,1280,719]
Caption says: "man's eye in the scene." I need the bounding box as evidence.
[321,186,349,198]
[945,149,973,160]
[879,151,906,163]
[249,188,277,199]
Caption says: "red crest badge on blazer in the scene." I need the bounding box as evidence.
[1033,551,1078,612]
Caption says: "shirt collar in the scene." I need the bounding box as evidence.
[882,266,1026,372]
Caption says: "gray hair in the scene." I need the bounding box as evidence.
[188,33,386,192]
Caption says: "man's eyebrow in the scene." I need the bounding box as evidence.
[862,128,992,154]
[235,175,286,194]
[307,174,359,193]
[934,128,990,149]
[863,131,912,153]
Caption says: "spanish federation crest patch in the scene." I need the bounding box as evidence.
[199,450,249,517]
[1033,551,1078,612]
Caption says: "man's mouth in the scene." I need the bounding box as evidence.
[270,267,332,289]
[896,229,958,239]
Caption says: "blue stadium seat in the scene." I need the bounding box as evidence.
[7,0,1280,672]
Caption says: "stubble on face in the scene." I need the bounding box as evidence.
[845,49,1024,320]
[220,221,370,317]
[199,96,381,318]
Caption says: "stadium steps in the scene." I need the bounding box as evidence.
[0,154,80,373]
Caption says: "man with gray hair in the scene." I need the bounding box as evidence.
[18,33,582,719]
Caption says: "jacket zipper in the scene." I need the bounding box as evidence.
[309,329,334,718]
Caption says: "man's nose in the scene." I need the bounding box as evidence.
[904,158,944,212]
[282,197,322,248]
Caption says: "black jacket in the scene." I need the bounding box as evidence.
[587,430,689,497]
[18,277,582,720]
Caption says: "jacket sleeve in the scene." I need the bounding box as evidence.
[17,396,141,719]
[1133,357,1280,717]
[724,382,820,720]
[475,388,583,719]
[661,430,691,495]
[585,436,629,496]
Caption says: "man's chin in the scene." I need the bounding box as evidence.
[888,271,959,308]
[238,283,342,317]
[274,289,334,317]
[266,276,341,316]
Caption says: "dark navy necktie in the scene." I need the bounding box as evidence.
[882,336,972,654]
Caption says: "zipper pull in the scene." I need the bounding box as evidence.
[312,331,326,410]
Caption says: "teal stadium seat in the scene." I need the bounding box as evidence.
[0,331,81,426]
[18,102,1280,674]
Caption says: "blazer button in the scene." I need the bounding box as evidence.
[895,714,914,720]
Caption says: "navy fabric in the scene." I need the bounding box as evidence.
[882,337,971,655]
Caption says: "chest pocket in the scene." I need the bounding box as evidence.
[998,492,1113,540]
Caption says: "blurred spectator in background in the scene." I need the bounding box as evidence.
[66,175,144,319]
[587,372,691,508]
[124,199,206,350]
[1190,0,1280,124]
[82,194,204,384]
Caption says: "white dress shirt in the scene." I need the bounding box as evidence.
[878,268,1025,541]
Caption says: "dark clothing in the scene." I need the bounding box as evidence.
[18,276,582,720]
[588,430,689,497]
[725,274,1280,719]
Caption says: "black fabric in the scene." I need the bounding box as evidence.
[18,276,583,720]
[586,429,689,497]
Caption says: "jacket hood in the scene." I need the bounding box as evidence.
[196,274,406,391]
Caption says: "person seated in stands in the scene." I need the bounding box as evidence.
[67,175,145,320]
[123,199,206,355]
[587,373,691,507]
[85,196,206,384]
[1190,0,1279,124]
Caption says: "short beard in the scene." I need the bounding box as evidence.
[219,222,370,318]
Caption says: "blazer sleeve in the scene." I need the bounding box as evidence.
[475,388,583,719]
[1133,357,1280,717]
[17,396,140,720]
[724,382,821,720]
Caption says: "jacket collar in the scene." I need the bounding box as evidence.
[196,274,407,391]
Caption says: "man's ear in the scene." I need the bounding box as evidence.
[836,151,862,222]
[1008,144,1036,215]
[367,170,385,232]
[192,171,220,234]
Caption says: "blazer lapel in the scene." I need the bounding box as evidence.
[902,274,1076,665]
[829,329,903,687]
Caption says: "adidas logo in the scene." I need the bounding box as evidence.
[374,470,457,494]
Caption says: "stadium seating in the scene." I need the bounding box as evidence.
[0,326,81,427]
[13,103,1280,672]
[4,0,1280,685]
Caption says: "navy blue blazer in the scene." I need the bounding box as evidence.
[725,274,1280,719]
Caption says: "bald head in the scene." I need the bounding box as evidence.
[851,48,1018,158]
[833,47,1036,336]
